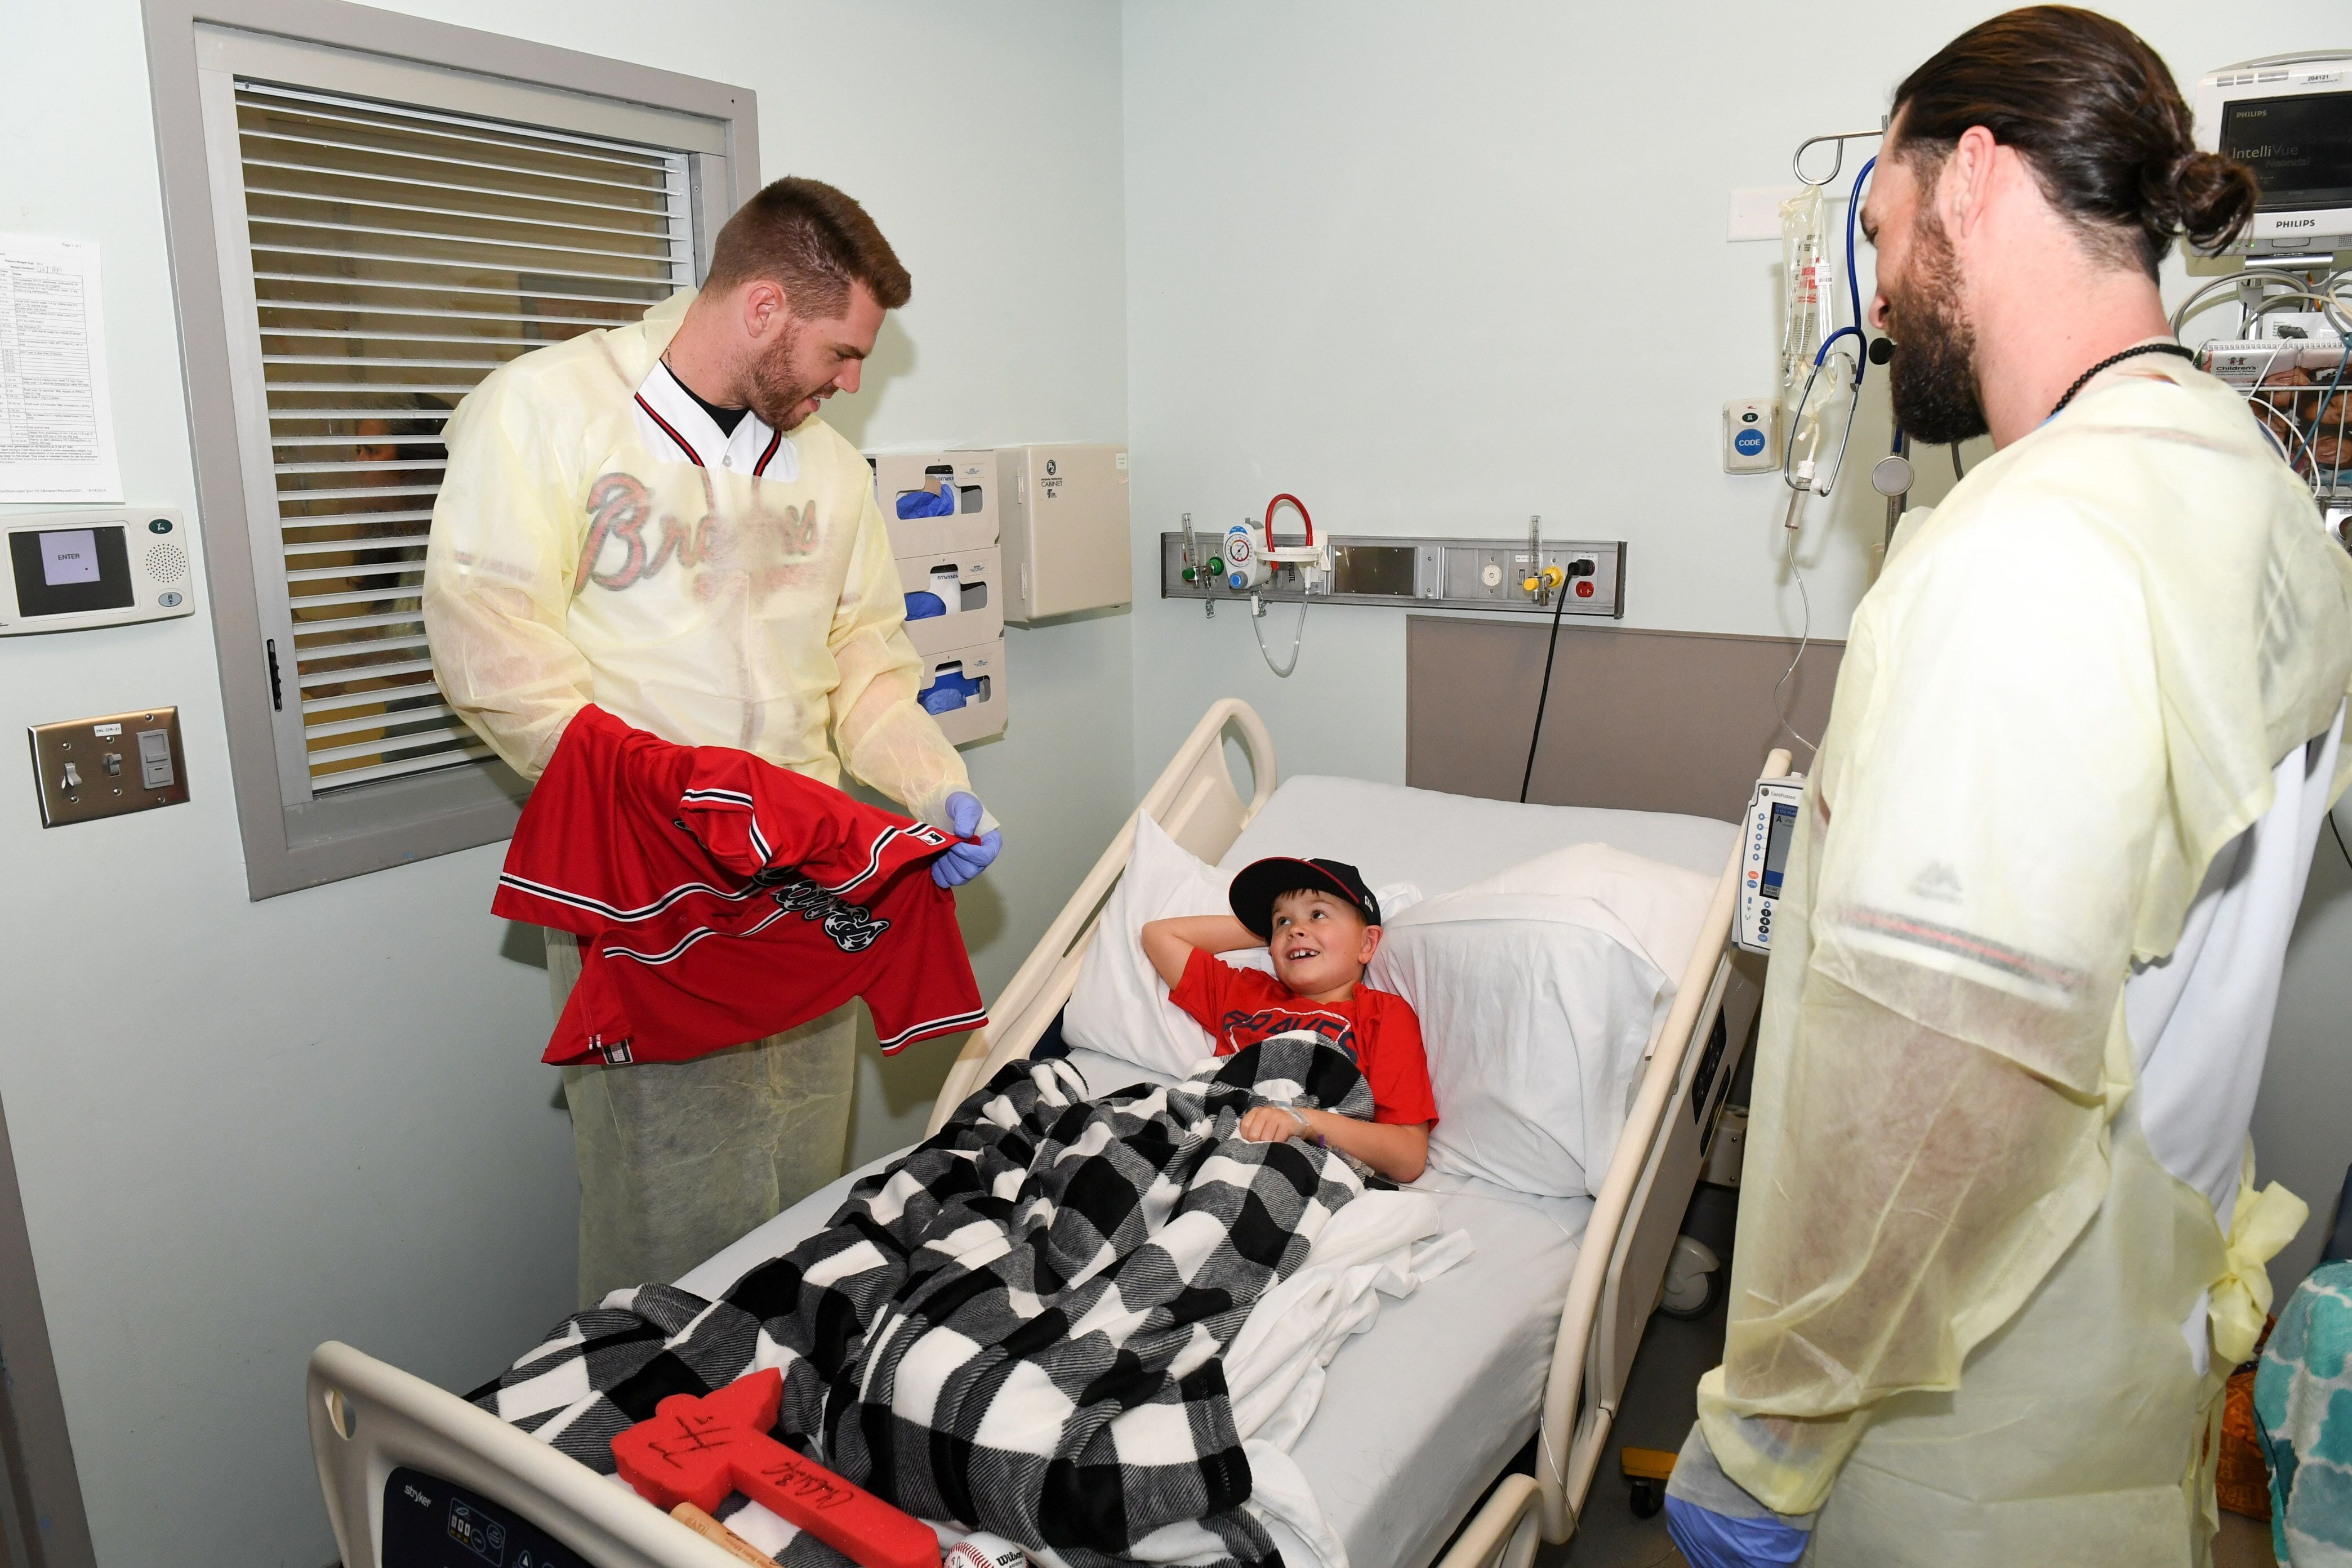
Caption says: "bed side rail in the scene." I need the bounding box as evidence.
[1431,1473,1544,1568]
[1590,954,1758,1409]
[308,1340,743,1568]
[1530,747,1781,1542]
[925,700,1277,1134]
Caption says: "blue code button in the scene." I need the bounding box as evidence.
[1734,429,1767,457]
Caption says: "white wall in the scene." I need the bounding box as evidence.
[1120,0,2352,1275]
[0,3,1127,1564]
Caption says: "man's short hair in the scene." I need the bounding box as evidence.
[704,176,911,318]
[1891,5,2259,278]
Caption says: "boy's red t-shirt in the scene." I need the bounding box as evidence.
[1168,948,1438,1126]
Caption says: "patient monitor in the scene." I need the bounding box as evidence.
[1735,770,1806,955]
[2194,52,2352,257]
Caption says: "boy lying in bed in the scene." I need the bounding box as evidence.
[1142,856,1436,1182]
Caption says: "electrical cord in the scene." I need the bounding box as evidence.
[1520,574,1574,803]
[1950,443,1967,480]
[2168,268,2347,336]
[2332,809,2352,875]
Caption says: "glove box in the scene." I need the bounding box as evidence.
[871,451,998,557]
[917,638,1006,746]
[897,548,1003,656]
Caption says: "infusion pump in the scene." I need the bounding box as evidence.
[1734,770,1806,956]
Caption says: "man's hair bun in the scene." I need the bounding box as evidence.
[2151,149,2260,256]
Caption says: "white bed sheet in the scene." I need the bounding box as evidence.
[1216,774,1736,894]
[1260,1171,1588,1568]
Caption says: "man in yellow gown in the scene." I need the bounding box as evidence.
[1665,10,2352,1565]
[425,179,1000,1304]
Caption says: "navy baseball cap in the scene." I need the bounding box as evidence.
[1228,857,1382,939]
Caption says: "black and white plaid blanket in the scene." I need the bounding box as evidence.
[473,1034,1379,1568]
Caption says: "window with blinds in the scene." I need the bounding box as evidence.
[229,81,693,792]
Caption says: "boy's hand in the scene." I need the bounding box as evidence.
[1237,1104,1311,1144]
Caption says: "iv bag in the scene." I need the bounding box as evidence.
[1779,184,1833,418]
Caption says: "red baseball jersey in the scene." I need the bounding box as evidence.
[492,705,987,1066]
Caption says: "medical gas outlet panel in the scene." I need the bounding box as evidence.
[1158,533,1625,619]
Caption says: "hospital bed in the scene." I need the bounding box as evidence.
[308,698,1762,1568]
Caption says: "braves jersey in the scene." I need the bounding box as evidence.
[492,705,986,1066]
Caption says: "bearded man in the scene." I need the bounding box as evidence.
[1661,10,2352,1566]
[425,177,1001,1305]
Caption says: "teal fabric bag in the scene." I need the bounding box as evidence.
[2258,1259,2352,1563]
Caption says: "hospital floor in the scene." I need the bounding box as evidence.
[1547,1182,2280,1568]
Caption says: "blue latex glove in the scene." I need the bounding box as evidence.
[932,792,1002,888]
[1664,1495,1810,1567]
[1662,1424,1813,1568]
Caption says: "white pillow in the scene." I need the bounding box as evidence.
[1367,843,1716,1198]
[1063,812,1420,1078]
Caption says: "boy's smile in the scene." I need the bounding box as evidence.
[1267,889,1382,1001]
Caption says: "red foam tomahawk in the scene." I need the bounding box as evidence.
[612,1367,939,1568]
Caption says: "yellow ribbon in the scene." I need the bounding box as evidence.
[2210,1146,2308,1368]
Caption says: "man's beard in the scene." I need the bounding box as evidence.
[747,320,822,431]
[1886,212,1989,447]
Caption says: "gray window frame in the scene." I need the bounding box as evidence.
[142,0,760,898]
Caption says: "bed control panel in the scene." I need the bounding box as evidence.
[1735,772,1806,955]
[1159,531,1626,619]
[381,1464,589,1568]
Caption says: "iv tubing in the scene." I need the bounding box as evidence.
[1772,516,1819,756]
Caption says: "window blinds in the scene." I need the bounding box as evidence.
[231,81,691,791]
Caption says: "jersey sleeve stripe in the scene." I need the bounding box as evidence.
[497,871,757,923]
[817,828,902,896]
[875,1006,991,1053]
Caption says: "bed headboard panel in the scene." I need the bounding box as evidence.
[1405,617,1843,814]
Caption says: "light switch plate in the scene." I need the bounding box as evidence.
[29,707,189,827]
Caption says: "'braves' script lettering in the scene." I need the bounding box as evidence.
[578,472,823,595]
[754,871,889,953]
